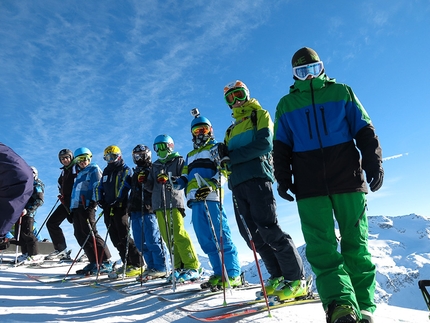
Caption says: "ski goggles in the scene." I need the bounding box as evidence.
[192,124,211,136]
[153,142,173,152]
[133,152,145,161]
[76,155,90,163]
[224,88,247,105]
[103,153,120,163]
[293,61,324,80]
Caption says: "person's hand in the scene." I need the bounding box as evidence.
[157,173,169,184]
[21,209,27,217]
[58,194,64,204]
[66,212,73,224]
[195,186,212,201]
[366,166,384,192]
[110,199,120,207]
[210,143,230,166]
[97,200,106,209]
[137,169,149,184]
[277,184,294,202]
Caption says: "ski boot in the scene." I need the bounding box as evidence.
[256,276,284,299]
[326,301,358,323]
[268,276,311,305]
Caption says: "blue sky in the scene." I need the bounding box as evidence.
[1,1,429,262]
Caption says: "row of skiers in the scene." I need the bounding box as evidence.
[1,47,383,323]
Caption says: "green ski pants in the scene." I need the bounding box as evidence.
[156,208,200,270]
[297,192,376,318]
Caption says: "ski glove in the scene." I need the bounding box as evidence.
[137,169,149,184]
[210,143,230,167]
[157,173,169,184]
[97,200,107,209]
[277,184,294,202]
[195,186,212,201]
[366,166,384,192]
[66,212,73,224]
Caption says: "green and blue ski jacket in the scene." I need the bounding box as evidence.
[273,74,382,200]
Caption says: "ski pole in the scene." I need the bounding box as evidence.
[141,182,145,283]
[194,173,232,299]
[96,217,111,282]
[122,216,131,281]
[34,198,59,237]
[63,211,103,280]
[167,171,176,292]
[232,195,272,317]
[418,280,430,314]
[87,218,99,273]
[14,216,23,264]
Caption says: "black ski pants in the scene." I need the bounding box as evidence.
[15,215,38,256]
[72,206,111,264]
[46,204,69,252]
[103,206,144,267]
[232,178,304,281]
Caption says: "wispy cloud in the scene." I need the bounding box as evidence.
[383,153,409,162]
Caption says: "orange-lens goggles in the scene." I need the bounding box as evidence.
[192,124,211,136]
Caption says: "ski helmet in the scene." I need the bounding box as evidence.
[132,144,151,166]
[103,145,121,163]
[58,148,73,163]
[223,80,250,106]
[153,135,174,153]
[191,116,213,149]
[74,147,92,158]
[30,166,38,180]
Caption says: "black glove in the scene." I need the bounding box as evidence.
[66,212,73,224]
[195,186,212,201]
[277,184,294,202]
[88,200,97,209]
[97,200,107,209]
[366,166,384,192]
[0,237,10,250]
[210,143,230,166]
[110,199,120,207]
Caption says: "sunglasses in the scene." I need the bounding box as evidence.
[224,88,247,105]
[60,155,71,161]
[293,61,324,80]
[192,124,211,136]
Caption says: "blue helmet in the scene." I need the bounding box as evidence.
[153,135,174,153]
[191,116,212,129]
[74,147,92,158]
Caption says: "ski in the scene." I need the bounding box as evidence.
[156,283,260,303]
[25,272,113,283]
[188,296,321,321]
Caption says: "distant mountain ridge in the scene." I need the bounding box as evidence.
[234,213,430,311]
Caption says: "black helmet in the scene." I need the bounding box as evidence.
[132,144,151,166]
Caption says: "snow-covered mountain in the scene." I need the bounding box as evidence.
[240,213,430,311]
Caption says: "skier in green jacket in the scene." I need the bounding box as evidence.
[273,47,383,323]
